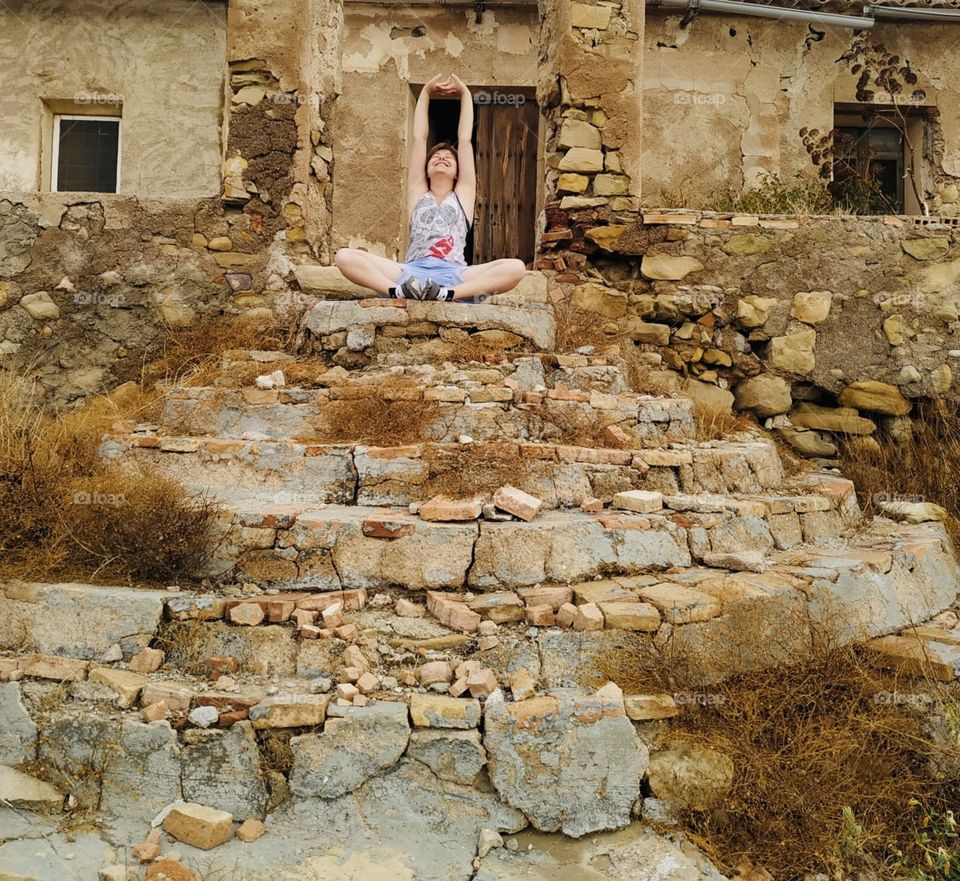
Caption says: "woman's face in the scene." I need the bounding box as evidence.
[427,149,457,181]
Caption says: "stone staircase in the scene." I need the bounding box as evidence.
[2,272,960,881]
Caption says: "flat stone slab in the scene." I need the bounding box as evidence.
[0,581,179,660]
[304,299,556,350]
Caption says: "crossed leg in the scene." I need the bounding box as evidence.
[451,258,527,301]
[333,248,405,296]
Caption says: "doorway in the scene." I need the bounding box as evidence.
[425,86,539,266]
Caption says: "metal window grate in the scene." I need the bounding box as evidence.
[54,117,120,193]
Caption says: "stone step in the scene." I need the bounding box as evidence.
[155,382,696,444]
[196,477,856,588]
[100,434,786,508]
[2,520,954,693]
[299,297,557,360]
[216,350,633,397]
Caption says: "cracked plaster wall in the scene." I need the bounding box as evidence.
[0,0,227,197]
[642,15,960,214]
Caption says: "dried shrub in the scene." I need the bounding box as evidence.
[839,400,960,545]
[614,340,676,397]
[693,403,755,441]
[153,620,214,677]
[0,369,217,584]
[59,469,219,583]
[553,300,626,354]
[307,397,442,446]
[423,442,531,499]
[257,729,296,776]
[142,314,292,388]
[600,614,960,881]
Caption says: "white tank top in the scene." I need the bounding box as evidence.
[405,190,471,266]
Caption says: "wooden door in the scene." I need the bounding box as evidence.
[473,92,539,266]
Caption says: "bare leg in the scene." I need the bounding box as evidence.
[334,248,406,296]
[449,259,527,300]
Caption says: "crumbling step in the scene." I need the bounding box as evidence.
[3,520,957,695]
[217,349,634,396]
[299,297,556,355]
[99,434,786,508]
[199,478,856,588]
[156,383,696,444]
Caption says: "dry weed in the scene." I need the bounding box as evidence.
[423,442,531,499]
[840,399,960,545]
[0,369,217,584]
[142,314,292,388]
[693,403,755,441]
[600,611,960,880]
[553,300,625,354]
[305,397,442,446]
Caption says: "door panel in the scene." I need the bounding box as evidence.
[474,95,538,266]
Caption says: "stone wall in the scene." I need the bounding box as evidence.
[642,15,960,214]
[0,0,227,197]
[539,208,960,457]
[0,193,303,406]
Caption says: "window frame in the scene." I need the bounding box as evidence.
[51,114,122,194]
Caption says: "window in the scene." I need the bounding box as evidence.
[52,115,121,193]
[833,106,927,215]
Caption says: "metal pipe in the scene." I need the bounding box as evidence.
[653,0,876,27]
[865,3,960,20]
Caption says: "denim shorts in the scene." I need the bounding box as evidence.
[395,255,465,288]
[391,256,487,303]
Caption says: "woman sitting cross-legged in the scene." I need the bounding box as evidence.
[334,73,526,302]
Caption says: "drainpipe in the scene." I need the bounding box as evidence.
[650,0,876,28]
[864,3,960,19]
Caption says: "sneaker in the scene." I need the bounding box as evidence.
[401,277,424,299]
[422,278,455,301]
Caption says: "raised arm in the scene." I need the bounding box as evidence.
[450,76,476,229]
[408,75,445,213]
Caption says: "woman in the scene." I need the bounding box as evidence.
[334,73,526,302]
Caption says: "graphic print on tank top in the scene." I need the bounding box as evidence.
[405,191,470,266]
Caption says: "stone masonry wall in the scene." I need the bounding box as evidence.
[538,207,960,458]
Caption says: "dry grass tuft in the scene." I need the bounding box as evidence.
[423,442,532,499]
[693,403,756,441]
[306,397,442,446]
[154,619,223,677]
[143,314,293,388]
[614,342,676,397]
[553,301,627,354]
[0,369,217,584]
[839,399,960,544]
[600,616,960,881]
